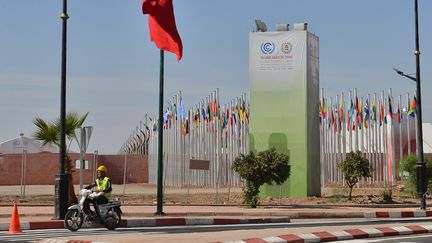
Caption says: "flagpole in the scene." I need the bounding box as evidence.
[175,94,179,187]
[399,95,403,166]
[373,93,379,182]
[379,92,383,184]
[328,97,332,182]
[156,50,165,215]
[372,93,376,183]
[354,89,359,152]
[338,94,342,184]
[215,90,221,203]
[367,94,372,185]
[342,92,346,172]
[378,94,382,184]
[348,91,352,153]
[360,97,364,154]
[360,97,364,186]
[407,93,411,155]
[383,90,388,186]
[336,94,341,183]
[320,90,324,186]
[326,97,330,184]
[390,89,396,186]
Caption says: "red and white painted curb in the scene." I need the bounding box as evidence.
[2,210,432,231]
[291,210,432,219]
[37,241,110,243]
[124,217,289,227]
[216,224,432,243]
[0,217,290,231]
[364,210,432,218]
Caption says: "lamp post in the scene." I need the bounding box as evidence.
[393,0,426,210]
[55,0,69,219]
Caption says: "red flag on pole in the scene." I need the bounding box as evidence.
[142,0,183,61]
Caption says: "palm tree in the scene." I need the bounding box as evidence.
[33,112,89,205]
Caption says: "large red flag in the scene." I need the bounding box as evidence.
[142,0,183,61]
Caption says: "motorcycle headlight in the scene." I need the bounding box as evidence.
[80,189,88,196]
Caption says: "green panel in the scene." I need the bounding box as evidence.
[249,89,307,197]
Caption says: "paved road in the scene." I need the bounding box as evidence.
[339,233,432,242]
[3,218,432,243]
[1,228,126,243]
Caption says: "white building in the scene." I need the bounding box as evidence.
[423,123,432,154]
[0,134,58,154]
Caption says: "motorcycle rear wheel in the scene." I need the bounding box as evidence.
[64,209,84,232]
[104,207,121,230]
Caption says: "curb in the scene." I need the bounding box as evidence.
[3,210,432,231]
[3,210,432,219]
[0,217,290,231]
[278,210,432,219]
[215,224,432,243]
[366,210,432,218]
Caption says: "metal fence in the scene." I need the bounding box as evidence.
[120,88,418,189]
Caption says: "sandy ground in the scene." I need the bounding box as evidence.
[0,184,420,206]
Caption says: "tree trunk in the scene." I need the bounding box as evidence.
[67,173,78,205]
[348,186,353,200]
[65,155,78,205]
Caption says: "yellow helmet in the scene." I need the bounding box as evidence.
[97,165,107,172]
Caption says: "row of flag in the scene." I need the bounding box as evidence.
[120,90,417,154]
[119,90,250,155]
[320,92,417,133]
[144,90,247,187]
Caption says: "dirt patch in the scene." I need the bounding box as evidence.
[1,185,420,206]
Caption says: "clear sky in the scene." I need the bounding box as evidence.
[1,0,431,154]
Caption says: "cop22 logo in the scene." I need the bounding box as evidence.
[261,42,275,54]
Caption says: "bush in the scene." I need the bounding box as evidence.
[398,155,432,196]
[338,151,371,200]
[232,147,290,208]
[380,188,393,202]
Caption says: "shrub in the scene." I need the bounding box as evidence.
[398,155,432,196]
[233,147,290,208]
[380,188,393,202]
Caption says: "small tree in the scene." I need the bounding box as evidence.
[338,150,371,200]
[233,147,290,208]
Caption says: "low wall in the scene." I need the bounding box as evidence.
[0,153,147,185]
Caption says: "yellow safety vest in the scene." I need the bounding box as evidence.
[95,177,112,200]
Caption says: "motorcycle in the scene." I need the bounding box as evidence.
[64,189,122,231]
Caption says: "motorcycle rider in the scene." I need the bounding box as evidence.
[83,165,112,218]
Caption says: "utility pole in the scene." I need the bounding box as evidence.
[55,0,69,219]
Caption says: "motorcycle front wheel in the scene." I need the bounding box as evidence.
[64,209,84,232]
[104,207,121,230]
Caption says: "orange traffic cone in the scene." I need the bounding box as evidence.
[8,201,22,234]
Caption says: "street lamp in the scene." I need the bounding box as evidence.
[55,0,69,220]
[393,0,426,210]
[392,68,416,82]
